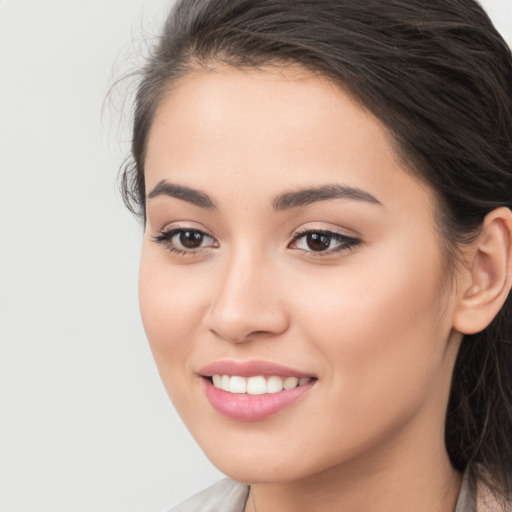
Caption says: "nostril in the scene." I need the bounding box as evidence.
[249,330,270,337]
[205,280,290,344]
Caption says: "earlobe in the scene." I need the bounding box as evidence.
[453,207,512,335]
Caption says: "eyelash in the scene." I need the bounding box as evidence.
[153,228,217,256]
[289,228,361,256]
[152,227,361,257]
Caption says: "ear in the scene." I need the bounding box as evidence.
[453,207,512,335]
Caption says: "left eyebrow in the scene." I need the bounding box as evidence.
[272,184,382,211]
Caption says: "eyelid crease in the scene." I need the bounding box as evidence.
[291,225,359,238]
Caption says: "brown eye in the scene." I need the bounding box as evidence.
[179,230,205,249]
[306,233,332,252]
[153,227,217,255]
[289,229,360,255]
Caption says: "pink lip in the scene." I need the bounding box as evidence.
[202,378,315,421]
[199,360,316,421]
[199,360,314,378]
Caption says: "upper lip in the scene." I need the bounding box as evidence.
[199,360,315,378]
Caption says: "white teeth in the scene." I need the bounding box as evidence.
[221,375,230,392]
[210,374,312,394]
[229,375,247,394]
[283,377,299,390]
[266,376,284,394]
[247,376,267,395]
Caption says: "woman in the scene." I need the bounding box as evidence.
[120,0,512,510]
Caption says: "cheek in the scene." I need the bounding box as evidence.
[291,239,449,413]
[138,245,210,380]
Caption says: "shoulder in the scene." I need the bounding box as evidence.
[167,478,250,512]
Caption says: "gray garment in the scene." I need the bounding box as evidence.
[168,469,476,512]
[168,479,249,512]
[455,469,477,512]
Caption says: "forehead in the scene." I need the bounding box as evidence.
[145,64,434,215]
[147,65,383,169]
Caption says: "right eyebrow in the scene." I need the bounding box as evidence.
[147,180,217,209]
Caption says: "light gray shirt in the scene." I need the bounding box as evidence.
[168,468,476,512]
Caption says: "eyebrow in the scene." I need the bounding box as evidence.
[272,184,382,211]
[147,180,382,211]
[147,180,216,209]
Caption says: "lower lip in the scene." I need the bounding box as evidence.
[203,378,316,421]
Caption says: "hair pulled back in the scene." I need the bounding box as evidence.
[121,0,512,499]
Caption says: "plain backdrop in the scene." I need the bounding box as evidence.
[0,1,511,511]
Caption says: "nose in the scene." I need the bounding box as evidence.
[204,249,289,343]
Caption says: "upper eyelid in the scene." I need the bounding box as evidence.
[290,218,362,235]
[291,226,359,240]
[157,220,212,233]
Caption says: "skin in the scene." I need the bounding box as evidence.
[139,65,496,512]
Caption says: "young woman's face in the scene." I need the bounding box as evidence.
[140,66,463,483]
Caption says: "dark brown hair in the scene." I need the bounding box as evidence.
[120,0,512,501]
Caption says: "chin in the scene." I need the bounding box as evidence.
[193,431,342,485]
[212,457,309,485]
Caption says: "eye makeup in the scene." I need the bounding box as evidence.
[152,224,361,259]
[288,228,361,256]
[153,227,218,256]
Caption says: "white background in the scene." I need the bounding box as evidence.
[0,1,511,511]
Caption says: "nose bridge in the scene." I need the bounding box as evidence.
[206,244,288,342]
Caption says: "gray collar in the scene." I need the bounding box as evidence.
[454,468,476,512]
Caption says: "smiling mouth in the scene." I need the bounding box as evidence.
[206,375,315,395]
